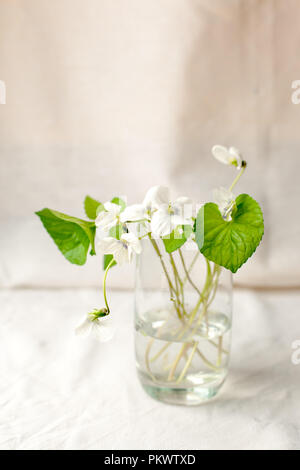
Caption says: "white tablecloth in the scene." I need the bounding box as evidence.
[0,288,299,450]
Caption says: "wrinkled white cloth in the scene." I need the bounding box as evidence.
[0,288,299,450]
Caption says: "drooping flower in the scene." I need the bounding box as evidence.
[75,310,114,342]
[95,202,122,232]
[212,145,242,170]
[96,232,141,265]
[213,186,236,221]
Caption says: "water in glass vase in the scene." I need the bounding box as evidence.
[135,305,231,405]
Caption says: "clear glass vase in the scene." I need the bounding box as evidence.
[134,238,232,405]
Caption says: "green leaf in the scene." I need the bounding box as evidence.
[163,225,193,253]
[111,197,126,212]
[102,224,124,269]
[103,254,116,270]
[36,208,96,265]
[195,194,264,273]
[84,195,104,220]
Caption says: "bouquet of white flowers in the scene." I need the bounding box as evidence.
[36,146,264,404]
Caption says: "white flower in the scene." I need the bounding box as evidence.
[118,186,193,238]
[120,186,171,238]
[96,232,141,265]
[120,203,148,223]
[75,312,114,342]
[213,186,236,221]
[120,204,150,238]
[120,186,169,224]
[143,185,170,211]
[150,190,193,237]
[212,145,242,170]
[95,202,121,232]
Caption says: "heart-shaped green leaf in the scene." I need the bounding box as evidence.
[84,195,104,220]
[36,208,96,265]
[163,225,193,253]
[195,194,264,273]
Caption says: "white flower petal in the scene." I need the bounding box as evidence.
[95,225,109,242]
[127,220,150,239]
[103,202,122,215]
[113,244,129,265]
[143,186,170,211]
[229,147,242,169]
[151,208,172,237]
[172,197,193,224]
[91,318,115,342]
[95,210,115,230]
[97,233,141,265]
[75,317,92,337]
[96,237,120,256]
[76,315,115,342]
[120,204,147,223]
[121,232,142,255]
[213,186,235,220]
[212,145,242,169]
[95,202,121,231]
[213,186,234,206]
[212,145,231,165]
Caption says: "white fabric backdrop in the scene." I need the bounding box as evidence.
[1,288,299,450]
[0,0,300,288]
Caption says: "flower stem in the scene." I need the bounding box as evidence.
[150,342,171,363]
[229,161,247,192]
[143,251,225,385]
[195,347,221,372]
[169,253,186,316]
[176,342,198,384]
[178,248,202,297]
[148,235,174,293]
[148,234,183,319]
[150,324,183,363]
[179,257,212,338]
[182,251,199,285]
[103,258,115,313]
[168,343,189,381]
[209,339,228,355]
[145,338,157,382]
[217,336,223,367]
